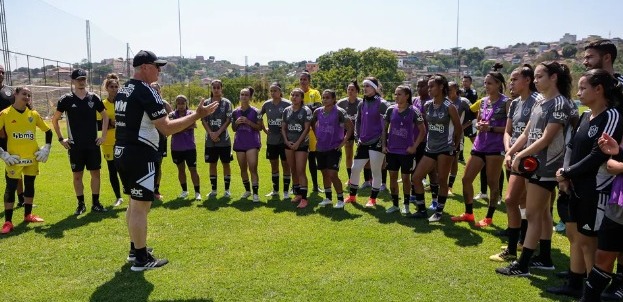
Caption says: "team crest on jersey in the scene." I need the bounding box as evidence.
[495,108,501,114]
[28,117,33,123]
[588,125,599,138]
[298,112,303,119]
[114,146,124,158]
[522,106,531,116]
[88,100,94,108]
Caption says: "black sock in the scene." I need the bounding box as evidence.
[465,203,473,214]
[92,194,100,205]
[272,173,279,192]
[430,183,439,200]
[130,242,135,251]
[349,185,358,197]
[518,247,535,270]
[507,228,520,254]
[135,247,149,262]
[480,167,487,195]
[194,185,200,194]
[569,271,585,289]
[5,208,13,222]
[539,239,552,260]
[458,151,464,161]
[324,187,332,201]
[370,188,379,199]
[403,194,410,205]
[411,185,415,196]
[293,185,300,196]
[584,266,613,301]
[77,195,85,205]
[486,206,496,219]
[415,193,425,212]
[346,168,352,179]
[308,152,318,188]
[24,204,33,216]
[337,193,344,202]
[107,160,121,198]
[210,175,217,191]
[499,170,504,198]
[17,193,24,204]
[519,219,528,244]
[252,183,259,195]
[448,175,456,188]
[224,175,231,191]
[283,175,291,193]
[300,187,308,200]
[243,180,251,192]
[154,184,160,195]
[391,194,399,207]
[436,195,447,213]
[364,168,372,182]
[181,183,188,191]
[381,169,387,185]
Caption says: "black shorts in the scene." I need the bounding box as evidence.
[266,144,287,161]
[317,149,342,171]
[598,216,623,252]
[386,153,416,174]
[205,146,232,164]
[470,150,505,161]
[114,145,157,202]
[354,139,382,160]
[69,147,101,172]
[424,150,455,161]
[527,175,558,192]
[415,141,426,164]
[464,127,476,138]
[569,187,607,237]
[172,149,197,168]
[286,144,309,152]
[557,191,572,224]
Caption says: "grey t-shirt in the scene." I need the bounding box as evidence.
[424,99,456,153]
[203,97,233,147]
[337,97,361,123]
[260,98,291,145]
[507,92,539,148]
[282,105,312,147]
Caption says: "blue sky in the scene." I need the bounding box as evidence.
[6,0,623,67]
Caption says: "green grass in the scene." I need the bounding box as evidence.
[1,117,574,302]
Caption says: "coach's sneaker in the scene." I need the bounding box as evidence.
[334,201,345,209]
[194,193,202,201]
[451,213,475,222]
[1,221,13,234]
[428,199,438,210]
[602,274,623,301]
[207,191,217,198]
[428,212,442,222]
[474,193,489,201]
[224,191,232,198]
[127,247,154,262]
[92,203,108,213]
[265,190,279,197]
[131,255,169,272]
[489,249,517,262]
[475,218,493,228]
[386,206,400,214]
[24,214,44,223]
[530,255,555,270]
[241,191,252,199]
[252,194,260,203]
[178,191,189,199]
[365,198,377,208]
[318,199,333,207]
[114,198,124,207]
[495,261,530,277]
[401,204,411,215]
[74,203,86,215]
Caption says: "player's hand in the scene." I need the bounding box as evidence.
[0,147,20,166]
[34,144,51,163]
[60,138,71,150]
[599,132,620,155]
[95,137,105,146]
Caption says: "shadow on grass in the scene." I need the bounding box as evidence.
[161,197,195,210]
[32,206,123,239]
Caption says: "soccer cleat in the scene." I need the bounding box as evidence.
[365,198,377,208]
[379,184,387,192]
[127,247,154,262]
[602,276,623,301]
[194,192,202,201]
[555,270,570,279]
[74,204,86,215]
[282,191,291,200]
[410,210,428,219]
[24,214,44,223]
[451,213,475,222]
[428,199,438,210]
[489,249,517,262]
[291,195,302,204]
[385,206,400,214]
[545,282,583,298]
[265,191,279,197]
[529,255,555,270]
[428,212,442,222]
[114,198,124,207]
[178,191,189,199]
[495,261,530,277]
[207,191,217,198]
[475,218,493,228]
[297,199,308,208]
[17,200,24,207]
[154,194,164,201]
[241,191,252,199]
[344,195,357,203]
[401,204,411,215]
[224,191,231,198]
[474,193,489,201]
[252,194,260,203]
[334,201,345,209]
[318,199,333,207]
[92,203,108,212]
[131,255,169,272]
[500,243,523,251]
[1,221,14,234]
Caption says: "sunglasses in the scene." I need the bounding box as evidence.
[147,63,161,71]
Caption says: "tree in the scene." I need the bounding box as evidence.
[562,45,578,58]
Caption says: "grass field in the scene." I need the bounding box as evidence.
[1,114,575,302]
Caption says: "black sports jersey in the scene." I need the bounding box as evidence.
[114,79,168,151]
[0,85,14,111]
[56,92,105,148]
[461,88,478,103]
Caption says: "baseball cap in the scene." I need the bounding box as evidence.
[71,69,87,80]
[133,50,167,67]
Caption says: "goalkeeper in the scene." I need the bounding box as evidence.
[0,87,52,234]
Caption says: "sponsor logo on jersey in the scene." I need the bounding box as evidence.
[588,125,599,138]
[553,111,568,121]
[28,117,33,123]
[18,158,33,165]
[288,124,303,132]
[131,188,143,198]
[268,119,282,126]
[528,128,544,140]
[152,108,167,118]
[582,224,592,231]
[513,122,526,135]
[115,100,127,113]
[429,124,445,133]
[392,128,409,138]
[118,84,135,97]
[13,131,34,140]
[210,119,222,127]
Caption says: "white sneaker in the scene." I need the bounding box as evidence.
[194,192,202,201]
[283,191,291,200]
[113,198,124,207]
[178,191,189,199]
[428,212,442,222]
[224,191,231,198]
[241,191,252,199]
[386,206,400,214]
[379,184,387,191]
[207,191,217,198]
[474,193,489,201]
[401,204,410,214]
[265,191,279,197]
[334,201,345,208]
[252,194,260,203]
[319,199,333,207]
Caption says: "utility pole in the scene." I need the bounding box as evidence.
[0,0,11,85]
[86,20,92,91]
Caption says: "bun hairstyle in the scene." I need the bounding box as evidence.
[540,61,572,100]
[513,64,537,92]
[486,63,506,94]
[396,85,413,105]
[246,86,254,98]
[428,74,449,97]
[103,73,120,89]
[582,69,623,109]
[348,80,360,92]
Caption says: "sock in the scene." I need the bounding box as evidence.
[349,184,358,197]
[519,218,528,244]
[430,183,439,200]
[480,167,487,195]
[337,192,344,202]
[499,171,504,198]
[210,175,217,191]
[293,185,300,196]
[364,168,372,182]
[135,247,149,262]
[539,239,552,260]
[507,228,520,254]
[283,175,291,193]
[243,180,251,192]
[194,185,200,194]
[252,183,259,195]
[458,151,464,161]
[130,242,135,251]
[324,187,332,201]
[224,175,231,191]
[584,266,613,301]
[17,193,24,204]
[486,206,496,219]
[391,194,399,207]
[436,195,447,213]
[465,203,473,214]
[403,194,410,205]
[415,193,425,212]
[517,247,535,270]
[346,168,352,179]
[272,173,279,192]
[300,187,308,200]
[569,271,586,289]
[381,169,387,185]
[5,208,13,222]
[154,184,160,195]
[24,204,33,216]
[181,183,188,192]
[77,195,85,205]
[370,187,379,199]
[448,175,456,188]
[92,194,100,205]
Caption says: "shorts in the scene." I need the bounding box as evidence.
[354,139,382,160]
[598,216,623,252]
[316,149,342,171]
[69,147,101,172]
[158,135,167,157]
[266,144,287,161]
[102,144,114,161]
[470,150,505,161]
[286,144,309,152]
[5,162,39,179]
[423,150,455,161]
[415,141,426,164]
[205,146,232,164]
[569,187,607,237]
[557,191,572,224]
[386,153,416,174]
[114,145,157,202]
[172,149,197,168]
[527,175,558,192]
[464,127,476,138]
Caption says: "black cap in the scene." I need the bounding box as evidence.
[71,69,87,80]
[133,50,167,67]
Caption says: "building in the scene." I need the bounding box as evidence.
[560,33,577,44]
[305,62,319,73]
